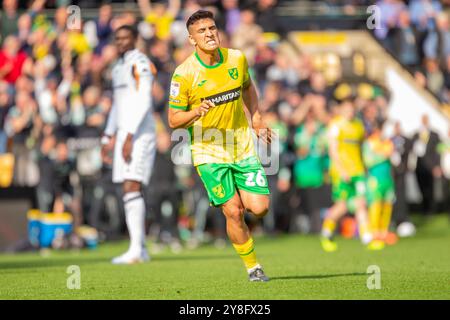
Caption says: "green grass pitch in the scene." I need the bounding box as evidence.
[1,215,449,300]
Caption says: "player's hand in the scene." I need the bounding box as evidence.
[252,113,273,144]
[101,135,115,165]
[196,100,214,117]
[122,134,133,163]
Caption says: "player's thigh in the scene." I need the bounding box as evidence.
[124,132,156,186]
[232,156,270,216]
[196,162,235,207]
[332,178,351,203]
[352,175,367,199]
[381,179,396,204]
[351,175,367,209]
[367,176,382,205]
[221,191,245,222]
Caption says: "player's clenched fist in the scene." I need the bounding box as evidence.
[196,100,215,117]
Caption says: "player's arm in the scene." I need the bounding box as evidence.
[242,78,259,117]
[168,100,214,129]
[242,78,272,144]
[167,0,181,18]
[241,52,272,144]
[167,71,214,129]
[137,0,152,17]
[101,100,118,164]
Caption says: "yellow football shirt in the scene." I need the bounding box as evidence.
[145,13,174,40]
[328,115,365,178]
[169,47,256,166]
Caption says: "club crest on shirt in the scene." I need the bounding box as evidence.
[170,81,180,97]
[228,68,238,80]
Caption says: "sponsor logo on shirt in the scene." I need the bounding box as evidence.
[170,81,180,97]
[201,87,241,106]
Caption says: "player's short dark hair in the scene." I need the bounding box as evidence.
[373,118,386,131]
[186,10,215,29]
[115,24,138,39]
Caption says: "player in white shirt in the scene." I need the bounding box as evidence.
[101,25,156,264]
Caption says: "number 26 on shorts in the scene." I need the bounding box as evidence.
[244,170,267,187]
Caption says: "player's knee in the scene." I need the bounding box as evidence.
[225,205,245,224]
[247,199,270,218]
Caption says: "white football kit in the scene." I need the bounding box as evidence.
[105,48,156,185]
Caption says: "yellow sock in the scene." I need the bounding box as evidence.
[321,218,336,238]
[380,202,393,236]
[232,237,258,270]
[369,201,383,237]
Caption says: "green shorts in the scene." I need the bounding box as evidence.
[332,175,366,202]
[196,156,270,206]
[366,175,395,204]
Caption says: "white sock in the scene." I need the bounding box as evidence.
[361,232,373,245]
[123,192,146,256]
[247,264,262,274]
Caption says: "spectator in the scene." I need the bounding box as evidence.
[391,121,413,225]
[147,125,181,250]
[0,80,11,153]
[85,3,114,56]
[36,126,57,212]
[409,0,443,61]
[256,0,282,34]
[393,9,421,69]
[231,8,262,66]
[53,6,68,34]
[374,0,406,53]
[4,90,38,186]
[411,114,442,215]
[293,111,329,233]
[0,0,19,43]
[0,36,30,85]
[34,65,72,126]
[409,0,443,32]
[437,128,450,212]
[424,58,444,96]
[220,0,241,36]
[253,41,275,88]
[138,0,181,41]
[423,13,450,66]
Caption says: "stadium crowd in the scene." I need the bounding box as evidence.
[0,0,449,249]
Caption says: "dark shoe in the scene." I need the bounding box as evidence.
[248,267,269,282]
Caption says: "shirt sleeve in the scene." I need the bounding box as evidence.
[104,100,118,136]
[122,58,153,134]
[169,72,189,111]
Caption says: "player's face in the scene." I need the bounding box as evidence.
[341,101,355,120]
[188,18,220,52]
[114,29,135,56]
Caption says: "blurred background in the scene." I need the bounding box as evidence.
[0,0,449,253]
